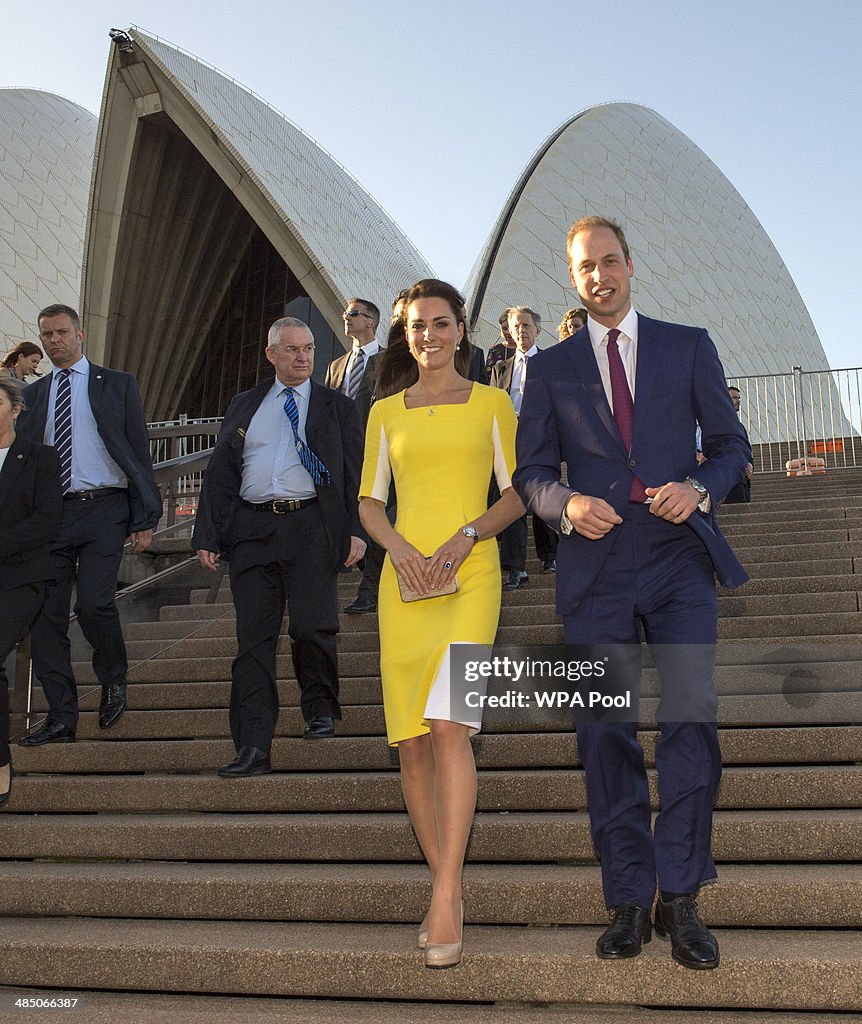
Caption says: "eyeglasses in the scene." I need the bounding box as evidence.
[343,310,371,320]
[281,344,315,356]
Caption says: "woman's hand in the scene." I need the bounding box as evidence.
[388,534,432,596]
[427,530,474,589]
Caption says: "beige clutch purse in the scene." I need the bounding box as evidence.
[397,565,460,603]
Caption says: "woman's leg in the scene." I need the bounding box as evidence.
[425,719,476,943]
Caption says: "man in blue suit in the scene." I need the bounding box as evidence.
[513,217,750,970]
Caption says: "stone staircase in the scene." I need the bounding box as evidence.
[1,471,861,1022]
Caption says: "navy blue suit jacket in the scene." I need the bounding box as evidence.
[513,315,751,613]
[192,379,365,571]
[17,363,162,534]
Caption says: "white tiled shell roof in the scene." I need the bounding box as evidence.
[465,103,828,378]
[132,29,432,307]
[0,89,96,348]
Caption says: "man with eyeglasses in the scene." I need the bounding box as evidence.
[326,298,385,614]
[194,318,366,775]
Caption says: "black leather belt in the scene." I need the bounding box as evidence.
[63,487,127,502]
[242,497,318,515]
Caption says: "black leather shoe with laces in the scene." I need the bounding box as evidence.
[654,895,720,970]
[98,683,127,729]
[595,901,651,959]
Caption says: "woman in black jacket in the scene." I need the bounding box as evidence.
[0,377,62,804]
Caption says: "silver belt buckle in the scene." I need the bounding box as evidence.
[272,498,298,514]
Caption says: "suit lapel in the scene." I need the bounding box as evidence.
[23,375,51,441]
[631,315,661,449]
[0,435,29,510]
[566,332,627,455]
[332,354,349,391]
[306,381,328,443]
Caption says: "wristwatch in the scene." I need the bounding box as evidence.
[686,476,710,512]
[461,525,479,543]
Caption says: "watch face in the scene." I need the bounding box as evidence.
[462,526,478,539]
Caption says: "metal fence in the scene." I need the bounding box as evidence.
[726,367,861,472]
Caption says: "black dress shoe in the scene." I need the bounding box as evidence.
[98,683,127,729]
[19,721,76,746]
[344,595,376,614]
[542,559,557,573]
[0,762,12,807]
[303,716,335,739]
[654,895,720,970]
[596,901,652,959]
[502,568,528,591]
[217,746,272,777]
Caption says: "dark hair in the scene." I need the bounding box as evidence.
[1,340,43,369]
[391,289,410,314]
[346,297,380,330]
[727,385,741,395]
[375,279,471,397]
[566,216,631,268]
[38,304,81,332]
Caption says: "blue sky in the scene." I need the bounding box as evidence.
[5,0,859,369]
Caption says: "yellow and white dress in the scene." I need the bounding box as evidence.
[359,384,518,746]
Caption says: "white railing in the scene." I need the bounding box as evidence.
[727,367,861,472]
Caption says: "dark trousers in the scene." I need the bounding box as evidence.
[30,493,129,731]
[0,582,48,764]
[563,504,721,910]
[228,504,341,752]
[499,513,558,570]
[355,538,385,603]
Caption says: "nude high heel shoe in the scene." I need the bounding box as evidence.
[423,901,463,969]
[417,925,428,950]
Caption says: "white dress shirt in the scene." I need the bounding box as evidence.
[510,344,539,416]
[342,339,380,395]
[44,356,127,491]
[587,305,639,411]
[240,377,317,502]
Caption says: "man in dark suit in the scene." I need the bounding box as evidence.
[490,306,558,588]
[326,298,383,614]
[722,387,753,504]
[514,217,750,970]
[0,377,62,795]
[17,304,161,745]
[194,317,366,776]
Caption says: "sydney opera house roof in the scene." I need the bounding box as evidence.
[464,103,828,378]
[0,89,96,350]
[2,30,830,422]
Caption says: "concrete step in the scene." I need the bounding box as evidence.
[0,919,858,1011]
[720,574,862,596]
[721,527,854,545]
[2,992,856,1024]
[0,810,858,862]
[129,590,861,641]
[5,765,861,815]
[14,726,862,774]
[0,862,857,928]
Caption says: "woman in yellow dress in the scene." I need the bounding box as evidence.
[359,279,524,968]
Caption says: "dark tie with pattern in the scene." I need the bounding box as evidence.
[606,329,646,502]
[283,387,331,486]
[54,368,73,493]
[346,348,364,400]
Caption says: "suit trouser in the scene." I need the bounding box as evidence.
[499,513,558,569]
[563,503,721,910]
[0,582,48,764]
[228,504,341,752]
[30,493,129,731]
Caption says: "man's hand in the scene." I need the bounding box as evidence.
[565,494,622,540]
[197,549,220,571]
[344,536,367,568]
[645,481,700,523]
[128,529,153,553]
[744,462,753,480]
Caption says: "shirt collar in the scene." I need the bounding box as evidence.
[587,306,639,350]
[52,354,88,377]
[353,339,380,358]
[516,343,538,360]
[275,376,313,402]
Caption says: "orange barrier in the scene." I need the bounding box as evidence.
[810,440,844,454]
[785,457,826,476]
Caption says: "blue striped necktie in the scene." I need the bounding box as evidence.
[54,369,73,492]
[283,387,331,486]
[346,348,365,399]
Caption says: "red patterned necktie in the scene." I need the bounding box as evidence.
[606,329,647,502]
